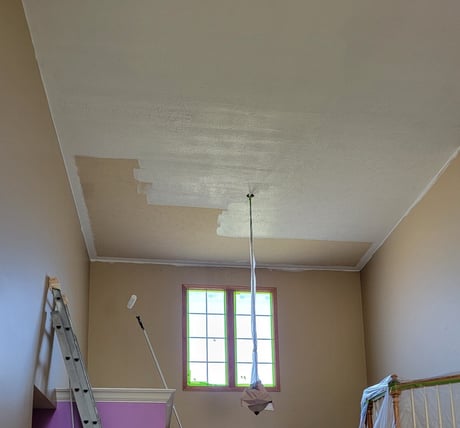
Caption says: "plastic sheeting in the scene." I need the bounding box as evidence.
[241,381,274,415]
[359,375,460,428]
[359,375,394,428]
[241,194,273,415]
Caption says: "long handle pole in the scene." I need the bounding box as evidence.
[136,316,183,428]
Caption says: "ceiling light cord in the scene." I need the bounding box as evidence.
[247,193,259,386]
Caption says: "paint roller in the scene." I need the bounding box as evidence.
[126,294,145,329]
[127,294,137,309]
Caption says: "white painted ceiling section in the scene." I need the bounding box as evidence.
[23,0,460,270]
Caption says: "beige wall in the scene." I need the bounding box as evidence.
[88,262,366,428]
[0,1,89,427]
[361,153,460,384]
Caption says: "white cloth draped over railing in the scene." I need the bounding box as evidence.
[360,374,460,428]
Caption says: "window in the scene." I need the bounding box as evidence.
[182,284,279,391]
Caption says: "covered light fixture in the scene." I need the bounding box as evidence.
[240,193,274,415]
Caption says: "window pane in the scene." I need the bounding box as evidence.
[208,363,227,385]
[236,362,252,386]
[236,363,274,387]
[236,338,253,363]
[207,314,225,338]
[236,339,272,363]
[189,362,207,385]
[257,339,273,363]
[188,362,229,387]
[235,292,251,315]
[188,314,206,337]
[188,289,207,313]
[256,315,272,339]
[236,315,272,339]
[208,338,226,362]
[258,363,274,386]
[235,314,251,339]
[189,338,207,361]
[256,292,272,315]
[207,290,225,314]
[235,291,272,315]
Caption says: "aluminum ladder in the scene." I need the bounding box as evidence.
[49,277,102,427]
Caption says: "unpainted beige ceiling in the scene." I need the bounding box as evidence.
[23,0,460,270]
[76,156,371,268]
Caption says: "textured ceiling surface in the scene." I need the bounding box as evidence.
[23,0,460,270]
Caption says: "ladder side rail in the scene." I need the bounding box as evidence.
[51,309,101,426]
[50,286,102,427]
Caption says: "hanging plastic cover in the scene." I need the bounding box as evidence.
[358,375,395,428]
[240,194,274,415]
[241,380,274,415]
[360,373,460,428]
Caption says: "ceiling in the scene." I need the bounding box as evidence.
[23,0,460,270]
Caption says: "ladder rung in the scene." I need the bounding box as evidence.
[49,279,102,427]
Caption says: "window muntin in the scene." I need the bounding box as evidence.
[183,285,279,391]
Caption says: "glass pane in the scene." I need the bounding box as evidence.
[207,314,225,338]
[258,363,274,386]
[188,314,206,337]
[256,292,272,315]
[236,338,253,363]
[207,290,225,314]
[257,339,273,363]
[236,363,274,387]
[208,363,227,385]
[236,339,273,363]
[189,338,207,361]
[235,315,272,339]
[188,290,206,313]
[235,291,272,316]
[236,363,252,386]
[235,314,251,339]
[235,292,251,315]
[189,362,207,385]
[207,338,226,362]
[256,316,272,339]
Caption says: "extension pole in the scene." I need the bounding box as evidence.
[136,315,183,428]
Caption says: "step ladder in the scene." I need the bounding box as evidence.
[49,277,102,427]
